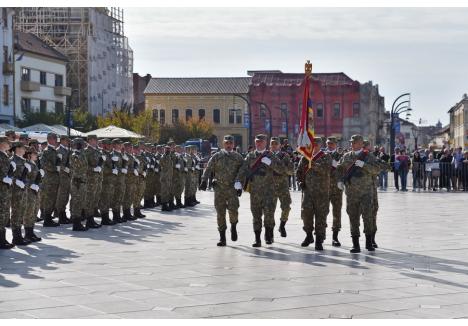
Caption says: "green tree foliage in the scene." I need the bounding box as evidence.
[15,109,97,132]
[159,118,214,144]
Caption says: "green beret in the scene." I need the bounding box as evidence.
[255,134,267,141]
[349,134,364,142]
[47,132,57,139]
[19,133,29,139]
[5,130,16,137]
[270,137,280,144]
[0,136,8,143]
[223,135,234,142]
[11,141,25,150]
[111,138,122,144]
[326,137,337,144]
[28,139,39,145]
[71,138,84,145]
[363,139,370,146]
[101,138,112,145]
[60,135,70,141]
[87,134,97,141]
[167,138,175,145]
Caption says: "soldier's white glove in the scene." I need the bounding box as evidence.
[24,163,32,173]
[184,167,188,172]
[156,160,160,164]
[155,168,159,172]
[135,158,140,164]
[191,167,195,171]
[234,181,243,190]
[93,166,102,173]
[121,168,128,174]
[332,160,338,168]
[15,179,25,189]
[112,156,119,162]
[10,161,16,171]
[112,168,118,175]
[57,153,63,160]
[2,176,12,185]
[30,184,39,192]
[122,154,128,161]
[143,171,147,177]
[355,160,365,168]
[337,181,345,191]
[39,169,45,177]
[133,169,139,176]
[150,165,154,169]
[175,163,181,169]
[147,164,151,169]
[196,164,201,170]
[64,167,70,174]
[261,157,272,166]
[101,155,106,161]
[56,166,61,172]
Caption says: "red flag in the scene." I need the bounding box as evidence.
[297,73,315,161]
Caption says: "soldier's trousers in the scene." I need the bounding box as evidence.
[301,190,329,238]
[160,175,172,204]
[85,173,102,217]
[371,186,379,233]
[55,173,71,213]
[214,184,239,231]
[184,173,193,198]
[11,187,26,229]
[133,176,145,209]
[144,171,155,200]
[273,183,291,222]
[111,174,126,211]
[123,175,136,209]
[41,172,59,215]
[346,191,375,237]
[70,178,86,219]
[0,184,11,232]
[172,173,185,200]
[250,184,276,231]
[99,174,115,213]
[191,171,199,197]
[23,189,39,228]
[329,189,343,232]
[154,172,161,198]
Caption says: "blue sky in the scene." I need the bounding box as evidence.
[124,7,468,126]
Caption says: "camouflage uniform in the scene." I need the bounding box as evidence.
[0,148,12,235]
[40,142,61,223]
[110,141,126,221]
[133,148,146,213]
[122,147,136,217]
[191,151,202,203]
[159,148,173,209]
[83,141,104,220]
[328,149,344,232]
[69,143,88,226]
[99,141,115,219]
[55,143,71,221]
[172,151,185,207]
[183,148,194,205]
[153,148,162,205]
[10,153,27,229]
[271,150,294,222]
[143,146,156,207]
[23,159,41,228]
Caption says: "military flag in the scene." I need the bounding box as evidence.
[297,60,315,162]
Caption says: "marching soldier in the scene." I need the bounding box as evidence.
[83,135,103,228]
[200,135,244,246]
[132,143,146,218]
[70,138,88,231]
[111,139,126,223]
[160,144,174,212]
[183,145,194,207]
[23,146,42,242]
[40,132,61,227]
[0,137,14,249]
[326,137,344,247]
[172,145,185,209]
[122,142,137,221]
[270,137,294,237]
[98,139,117,225]
[337,135,381,253]
[296,137,332,250]
[191,146,202,205]
[235,134,285,247]
[5,130,16,142]
[55,135,72,224]
[143,143,156,208]
[154,145,163,207]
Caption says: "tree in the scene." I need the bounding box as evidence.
[16,110,65,128]
[71,110,98,133]
[159,118,214,144]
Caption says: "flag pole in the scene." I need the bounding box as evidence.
[305,60,312,169]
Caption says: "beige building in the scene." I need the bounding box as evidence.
[448,94,468,150]
[144,77,251,150]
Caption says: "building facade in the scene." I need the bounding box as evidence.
[144,77,251,150]
[14,31,70,119]
[0,8,15,124]
[133,73,152,114]
[448,94,468,150]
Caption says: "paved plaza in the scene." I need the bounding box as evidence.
[1,189,468,319]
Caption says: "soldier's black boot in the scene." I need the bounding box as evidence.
[101,212,116,225]
[350,236,361,253]
[123,208,137,221]
[372,232,378,248]
[176,197,185,209]
[72,218,88,231]
[365,234,375,251]
[230,223,238,242]
[43,213,60,227]
[217,230,226,247]
[279,220,287,237]
[252,230,262,247]
[169,200,176,211]
[112,209,123,223]
[12,228,31,246]
[134,208,145,218]
[315,235,324,251]
[5,217,10,228]
[37,210,45,222]
[184,197,193,207]
[58,211,71,224]
[332,231,341,247]
[86,216,101,229]
[161,203,170,212]
[143,199,150,209]
[155,196,162,207]
[0,229,15,249]
[24,227,42,242]
[301,231,314,247]
[194,195,200,205]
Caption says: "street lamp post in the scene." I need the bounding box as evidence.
[390,93,412,155]
[412,126,419,152]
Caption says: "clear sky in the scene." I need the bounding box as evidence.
[124,7,468,126]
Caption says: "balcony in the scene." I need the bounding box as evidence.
[2,62,14,75]
[20,80,40,92]
[54,86,72,97]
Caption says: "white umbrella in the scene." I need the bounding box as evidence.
[84,125,144,139]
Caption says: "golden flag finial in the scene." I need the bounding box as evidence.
[305,60,312,76]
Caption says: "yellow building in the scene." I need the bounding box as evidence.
[448,94,468,150]
[144,77,251,150]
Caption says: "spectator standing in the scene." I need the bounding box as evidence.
[390,148,401,191]
[439,149,453,191]
[462,151,468,191]
[378,147,390,190]
[396,149,410,191]
[412,151,423,191]
[452,147,464,191]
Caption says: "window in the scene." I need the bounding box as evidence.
[404,132,411,139]
[213,109,220,124]
[333,103,341,119]
[186,108,192,121]
[172,109,179,123]
[3,84,8,106]
[2,9,7,27]
[55,74,63,87]
[316,103,324,119]
[21,68,30,81]
[40,71,47,85]
[152,109,158,121]
[229,109,242,124]
[3,46,8,63]
[21,98,31,111]
[159,110,165,125]
[55,101,64,114]
[352,103,360,117]
[280,103,288,120]
[260,104,267,119]
[40,100,47,113]
[198,109,205,120]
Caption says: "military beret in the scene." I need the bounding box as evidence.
[255,134,267,141]
[326,137,337,144]
[11,141,25,150]
[72,138,84,145]
[28,139,39,145]
[164,144,170,149]
[167,138,175,145]
[111,138,122,144]
[223,135,234,142]
[60,135,70,141]
[156,145,163,149]
[123,142,132,147]
[101,138,112,145]
[270,137,280,144]
[19,133,29,140]
[175,145,182,149]
[349,134,363,142]
[363,139,370,146]
[0,136,8,143]
[25,146,38,155]
[5,130,16,137]
[47,132,58,139]
[87,134,97,141]
[313,137,323,143]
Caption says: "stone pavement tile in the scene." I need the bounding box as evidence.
[0,311,37,319]
[111,289,165,300]
[140,295,201,309]
[29,286,94,297]
[116,310,184,318]
[81,299,154,314]
[353,295,456,312]
[54,293,126,305]
[400,307,468,319]
[79,314,122,319]
[172,303,248,318]
[399,285,467,296]
[0,297,70,313]
[0,289,44,301]
[214,308,329,319]
[19,304,104,318]
[359,288,422,299]
[298,303,384,319]
[354,311,417,319]
[81,282,149,293]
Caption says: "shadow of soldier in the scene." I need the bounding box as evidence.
[0,242,79,288]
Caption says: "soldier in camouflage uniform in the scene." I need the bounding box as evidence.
[143,143,156,208]
[337,135,382,253]
[183,145,194,207]
[296,137,332,250]
[133,143,146,218]
[70,138,88,231]
[200,135,244,246]
[55,135,72,224]
[98,139,117,225]
[40,133,61,227]
[83,135,103,228]
[172,145,186,209]
[326,137,344,247]
[122,142,138,221]
[0,137,14,249]
[160,144,174,212]
[191,146,202,205]
[111,139,126,223]
[154,145,163,206]
[23,146,42,242]
[235,134,285,247]
[270,137,294,238]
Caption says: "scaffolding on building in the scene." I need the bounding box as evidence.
[14,7,133,116]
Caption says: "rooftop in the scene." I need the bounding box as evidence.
[250,71,357,86]
[144,77,252,95]
[15,31,68,62]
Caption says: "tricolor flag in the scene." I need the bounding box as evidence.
[297,71,315,161]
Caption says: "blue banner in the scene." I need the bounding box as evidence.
[243,113,250,128]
